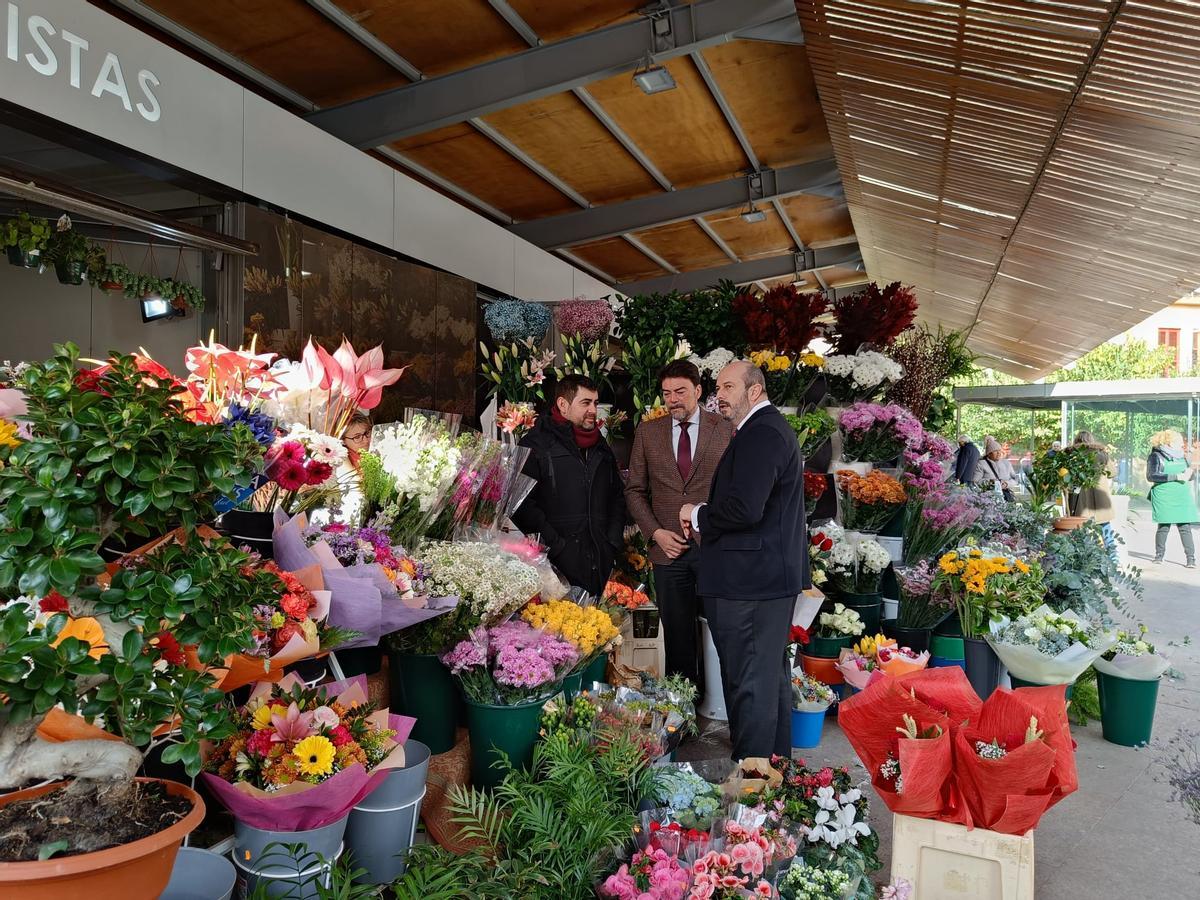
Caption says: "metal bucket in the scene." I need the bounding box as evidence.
[232,816,347,899]
[344,740,431,883]
[161,846,237,900]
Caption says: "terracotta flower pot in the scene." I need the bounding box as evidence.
[1053,515,1087,532]
[801,653,845,686]
[0,777,204,899]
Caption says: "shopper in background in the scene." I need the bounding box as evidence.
[342,413,372,472]
[625,359,732,697]
[514,374,627,595]
[973,435,1017,501]
[1147,429,1198,568]
[954,433,981,484]
[679,361,807,760]
[1070,430,1117,559]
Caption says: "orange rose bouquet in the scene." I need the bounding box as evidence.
[837,469,906,534]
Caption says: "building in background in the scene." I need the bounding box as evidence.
[1118,293,1200,374]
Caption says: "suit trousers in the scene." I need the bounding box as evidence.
[705,593,793,760]
[653,548,703,692]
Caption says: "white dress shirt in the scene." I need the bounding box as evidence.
[690,401,772,532]
[671,406,701,465]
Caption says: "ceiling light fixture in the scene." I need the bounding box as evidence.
[741,203,767,224]
[633,59,676,95]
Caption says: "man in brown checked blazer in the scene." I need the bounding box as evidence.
[625,359,732,696]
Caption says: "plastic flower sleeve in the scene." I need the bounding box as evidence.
[984,605,1117,684]
[1092,652,1170,681]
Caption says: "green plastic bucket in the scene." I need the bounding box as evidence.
[387,651,457,754]
[581,654,608,687]
[929,635,964,660]
[561,671,583,702]
[1009,675,1074,699]
[806,635,855,659]
[465,696,547,789]
[840,592,882,635]
[1097,671,1160,747]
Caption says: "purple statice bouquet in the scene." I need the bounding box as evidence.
[554,298,614,341]
[902,486,981,564]
[894,559,954,628]
[442,620,578,705]
[838,402,924,463]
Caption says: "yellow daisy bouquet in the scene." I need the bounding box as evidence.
[201,673,407,830]
[932,545,1044,638]
[522,597,621,669]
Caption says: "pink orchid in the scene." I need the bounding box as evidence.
[270,702,314,743]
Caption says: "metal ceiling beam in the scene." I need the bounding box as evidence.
[615,243,861,295]
[305,0,798,148]
[509,160,840,248]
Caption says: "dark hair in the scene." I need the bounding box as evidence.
[554,373,598,404]
[658,359,701,388]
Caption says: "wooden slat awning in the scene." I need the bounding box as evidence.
[797,0,1200,376]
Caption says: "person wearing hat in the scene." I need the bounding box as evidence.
[973,435,1017,501]
[954,434,981,484]
[1146,429,1198,567]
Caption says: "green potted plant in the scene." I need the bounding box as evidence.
[43,216,106,286]
[1,212,51,268]
[122,270,171,300]
[0,344,265,896]
[89,260,131,293]
[168,279,206,312]
[1031,444,1101,526]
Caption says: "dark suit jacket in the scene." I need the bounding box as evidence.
[624,410,733,566]
[697,404,808,600]
[955,442,981,484]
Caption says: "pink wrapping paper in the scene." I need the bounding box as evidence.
[201,675,410,831]
[272,512,456,648]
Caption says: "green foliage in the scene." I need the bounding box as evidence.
[622,333,685,422]
[555,334,617,399]
[1041,522,1142,620]
[43,226,94,267]
[478,338,551,404]
[0,345,262,598]
[785,409,836,457]
[243,843,381,899]
[1,212,51,254]
[1031,444,1101,507]
[394,731,655,900]
[613,281,747,356]
[1069,667,1100,726]
[89,261,133,289]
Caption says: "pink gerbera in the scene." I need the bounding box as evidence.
[304,460,333,486]
[275,461,309,492]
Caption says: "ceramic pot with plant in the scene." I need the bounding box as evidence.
[171,280,206,312]
[0,344,266,896]
[2,211,51,268]
[90,261,132,293]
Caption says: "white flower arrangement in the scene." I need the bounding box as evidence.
[689,346,736,378]
[806,786,872,849]
[824,349,904,402]
[372,420,461,512]
[416,540,540,624]
[987,604,1117,685]
[819,603,865,638]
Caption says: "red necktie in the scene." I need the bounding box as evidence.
[677,421,692,482]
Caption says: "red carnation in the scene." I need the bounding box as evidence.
[329,725,353,747]
[304,460,333,485]
[789,625,810,645]
[279,592,311,621]
[246,728,275,756]
[271,621,302,653]
[39,591,69,613]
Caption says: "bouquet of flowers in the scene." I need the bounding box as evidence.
[804,470,828,504]
[899,430,953,494]
[495,400,537,439]
[184,336,282,424]
[830,282,918,354]
[652,765,725,831]
[822,350,904,404]
[249,424,347,514]
[986,605,1116,685]
[827,535,891,595]
[894,560,954,629]
[201,676,408,830]
[787,408,837,458]
[393,539,541,654]
[360,415,463,548]
[555,333,617,397]
[273,512,454,650]
[599,848,690,900]
[750,349,802,406]
[837,470,906,533]
[689,848,774,898]
[807,524,841,587]
[835,634,929,690]
[934,546,1044,638]
[792,670,837,712]
[816,603,865,640]
[602,579,651,612]
[837,403,923,464]
[442,621,578,705]
[777,862,854,900]
[479,338,554,405]
[556,297,614,341]
[902,486,981,564]
[617,529,657,603]
[521,596,621,674]
[1093,624,1171,681]
[688,346,736,386]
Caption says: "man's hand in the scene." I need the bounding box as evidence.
[653,528,689,560]
[679,503,695,540]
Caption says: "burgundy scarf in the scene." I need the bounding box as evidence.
[552,406,601,450]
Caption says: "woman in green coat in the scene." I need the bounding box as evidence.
[1147,429,1199,567]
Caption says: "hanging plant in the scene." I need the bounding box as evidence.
[1,212,51,268]
[122,271,172,300]
[44,216,107,286]
[170,280,206,311]
[90,261,133,292]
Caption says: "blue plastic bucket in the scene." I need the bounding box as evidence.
[791,707,826,749]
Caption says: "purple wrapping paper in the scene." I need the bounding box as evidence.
[272,512,456,649]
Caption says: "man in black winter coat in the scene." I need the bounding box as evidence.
[513,374,626,597]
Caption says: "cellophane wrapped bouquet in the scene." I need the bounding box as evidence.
[835,633,929,690]
[986,605,1116,685]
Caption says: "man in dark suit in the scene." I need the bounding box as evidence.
[680,360,807,759]
[625,360,733,695]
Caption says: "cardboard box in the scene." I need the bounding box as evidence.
[891,813,1035,900]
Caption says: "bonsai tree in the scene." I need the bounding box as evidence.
[2,212,52,264]
[0,345,264,791]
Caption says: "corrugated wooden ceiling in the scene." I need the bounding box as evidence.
[796,0,1200,376]
[113,0,863,296]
